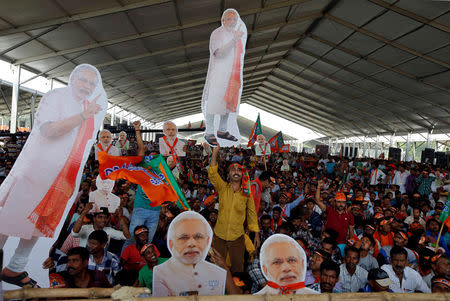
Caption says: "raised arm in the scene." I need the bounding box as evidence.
[210,144,220,167]
[72,202,93,234]
[133,120,145,156]
[315,180,326,212]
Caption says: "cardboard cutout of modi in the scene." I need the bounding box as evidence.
[0,64,107,240]
[89,175,120,213]
[153,211,226,296]
[255,234,319,295]
[201,8,247,147]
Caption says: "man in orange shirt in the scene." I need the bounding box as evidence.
[373,217,394,247]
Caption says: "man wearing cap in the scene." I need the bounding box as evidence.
[360,268,393,292]
[153,211,226,296]
[373,217,394,248]
[305,249,331,286]
[273,190,304,219]
[208,145,259,273]
[137,243,168,289]
[255,234,318,295]
[381,246,431,293]
[316,180,354,244]
[423,254,449,288]
[72,204,130,248]
[118,225,149,285]
[431,276,450,293]
[378,231,419,269]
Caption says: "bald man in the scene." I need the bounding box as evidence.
[94,129,120,160]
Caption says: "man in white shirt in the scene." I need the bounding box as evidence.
[255,234,318,295]
[94,129,120,160]
[89,175,120,213]
[72,206,130,248]
[115,131,130,155]
[339,246,368,292]
[392,165,410,194]
[369,162,386,186]
[153,211,226,296]
[381,246,431,293]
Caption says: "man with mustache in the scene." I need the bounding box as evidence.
[49,247,111,288]
[338,246,368,292]
[208,145,259,273]
[381,246,431,293]
[152,211,226,296]
[255,234,318,295]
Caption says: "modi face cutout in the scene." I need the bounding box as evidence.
[201,8,247,148]
[153,211,226,297]
[168,211,212,265]
[256,234,318,295]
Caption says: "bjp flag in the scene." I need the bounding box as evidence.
[98,152,189,210]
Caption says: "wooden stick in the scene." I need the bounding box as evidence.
[435,220,445,252]
[3,286,149,300]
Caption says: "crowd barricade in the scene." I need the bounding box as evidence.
[2,290,449,301]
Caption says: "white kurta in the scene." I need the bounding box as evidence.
[0,83,107,238]
[158,137,186,157]
[153,257,226,296]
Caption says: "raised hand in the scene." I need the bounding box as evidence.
[133,120,141,131]
[82,94,102,119]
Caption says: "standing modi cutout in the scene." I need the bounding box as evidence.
[152,211,226,296]
[201,8,247,147]
[0,64,107,287]
[255,234,319,295]
[158,121,186,167]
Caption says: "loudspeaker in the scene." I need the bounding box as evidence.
[389,147,401,162]
[435,152,447,168]
[421,148,435,163]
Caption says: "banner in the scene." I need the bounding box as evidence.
[439,200,450,228]
[247,114,262,148]
[280,144,290,153]
[268,131,284,153]
[98,152,189,210]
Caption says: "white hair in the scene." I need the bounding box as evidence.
[259,234,307,282]
[119,131,127,136]
[163,121,177,134]
[99,129,111,135]
[167,211,213,260]
[68,64,101,88]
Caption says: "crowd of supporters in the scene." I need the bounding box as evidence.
[0,130,449,294]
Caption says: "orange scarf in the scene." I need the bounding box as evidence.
[223,38,243,112]
[266,281,305,294]
[97,142,112,153]
[163,136,182,171]
[28,101,94,237]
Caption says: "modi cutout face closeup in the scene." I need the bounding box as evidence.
[257,134,266,145]
[72,68,97,100]
[222,10,237,30]
[99,130,112,146]
[163,122,177,138]
[261,235,305,286]
[169,217,210,265]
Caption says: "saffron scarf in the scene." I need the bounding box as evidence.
[28,101,94,237]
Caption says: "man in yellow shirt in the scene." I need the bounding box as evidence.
[208,145,259,273]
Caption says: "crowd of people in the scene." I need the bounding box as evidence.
[0,123,449,295]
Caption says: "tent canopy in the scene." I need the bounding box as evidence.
[0,0,448,138]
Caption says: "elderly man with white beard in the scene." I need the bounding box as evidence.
[255,234,318,295]
[152,211,226,296]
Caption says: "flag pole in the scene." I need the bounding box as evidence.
[435,220,445,252]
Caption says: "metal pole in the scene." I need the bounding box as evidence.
[10,65,21,133]
[30,92,36,129]
[390,133,395,148]
[352,139,356,158]
[363,136,367,158]
[328,137,331,155]
[343,138,347,157]
[375,135,379,158]
[426,129,432,148]
[405,132,411,161]
[110,106,115,126]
